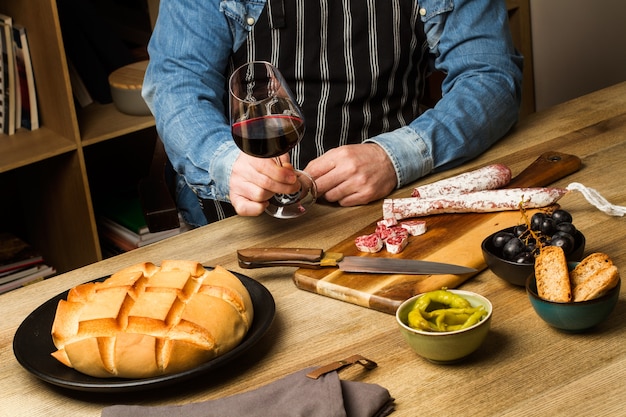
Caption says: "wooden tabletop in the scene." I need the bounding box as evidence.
[2,82,625,416]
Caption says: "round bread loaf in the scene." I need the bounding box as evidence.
[50,261,254,378]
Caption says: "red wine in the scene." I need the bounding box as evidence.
[232,115,304,158]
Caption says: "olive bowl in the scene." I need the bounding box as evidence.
[481,226,586,287]
[526,266,621,332]
[396,289,492,363]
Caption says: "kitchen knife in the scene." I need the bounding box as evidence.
[237,248,477,275]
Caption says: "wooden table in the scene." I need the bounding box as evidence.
[2,82,625,416]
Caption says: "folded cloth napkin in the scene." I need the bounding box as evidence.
[102,358,394,417]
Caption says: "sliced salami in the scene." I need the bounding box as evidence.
[400,220,427,236]
[376,224,408,240]
[377,218,398,227]
[375,224,395,241]
[385,234,409,254]
[355,234,383,253]
[411,163,512,198]
[383,187,569,220]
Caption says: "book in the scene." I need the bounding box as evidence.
[0,14,15,135]
[67,59,93,108]
[12,24,38,130]
[98,215,183,248]
[0,232,43,274]
[99,195,151,235]
[0,264,55,294]
[0,264,39,285]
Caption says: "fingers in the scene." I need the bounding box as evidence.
[304,144,397,206]
[229,153,299,216]
[230,194,269,216]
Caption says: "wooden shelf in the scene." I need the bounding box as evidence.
[0,0,155,273]
[0,128,77,174]
[79,102,155,146]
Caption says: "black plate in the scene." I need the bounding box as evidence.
[12,270,275,393]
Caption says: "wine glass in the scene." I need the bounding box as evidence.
[229,61,316,219]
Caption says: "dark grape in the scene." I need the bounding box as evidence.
[551,209,573,224]
[493,231,515,248]
[555,222,577,236]
[550,233,575,254]
[503,237,526,260]
[530,213,546,231]
[540,217,556,235]
[513,252,534,264]
[513,224,528,237]
[525,240,538,255]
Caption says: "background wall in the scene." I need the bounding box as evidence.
[530,0,626,111]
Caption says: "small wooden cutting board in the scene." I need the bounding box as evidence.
[293,152,582,314]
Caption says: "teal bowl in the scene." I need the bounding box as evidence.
[396,290,492,363]
[526,269,620,332]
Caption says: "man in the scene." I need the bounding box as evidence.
[143,0,523,224]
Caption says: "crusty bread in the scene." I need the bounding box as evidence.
[569,252,612,287]
[570,253,620,301]
[535,246,571,302]
[51,261,253,378]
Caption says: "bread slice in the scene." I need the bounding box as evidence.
[571,253,620,301]
[569,252,612,287]
[535,246,571,302]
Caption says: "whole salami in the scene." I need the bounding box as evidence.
[383,187,569,220]
[411,164,512,198]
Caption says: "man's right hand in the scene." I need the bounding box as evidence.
[229,153,300,216]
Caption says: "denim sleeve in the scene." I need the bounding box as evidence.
[142,0,265,201]
[366,0,523,188]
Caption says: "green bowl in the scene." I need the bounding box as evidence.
[526,268,620,332]
[396,289,492,363]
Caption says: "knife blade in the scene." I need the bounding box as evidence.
[237,248,477,275]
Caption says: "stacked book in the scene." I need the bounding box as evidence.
[0,232,55,294]
[0,12,39,135]
[98,196,190,257]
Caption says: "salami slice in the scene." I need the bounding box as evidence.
[411,163,512,198]
[377,218,398,227]
[355,234,383,253]
[375,224,395,241]
[385,234,409,254]
[383,187,569,220]
[376,224,408,240]
[400,220,427,236]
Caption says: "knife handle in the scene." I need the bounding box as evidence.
[237,248,323,269]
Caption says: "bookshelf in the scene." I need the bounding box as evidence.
[0,0,156,273]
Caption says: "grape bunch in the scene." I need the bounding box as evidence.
[492,209,579,264]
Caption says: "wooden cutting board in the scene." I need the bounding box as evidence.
[293,152,582,314]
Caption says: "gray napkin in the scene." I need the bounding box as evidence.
[101,367,394,417]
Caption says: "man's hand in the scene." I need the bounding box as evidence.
[304,143,397,206]
[229,153,299,216]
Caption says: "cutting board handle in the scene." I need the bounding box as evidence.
[507,151,582,188]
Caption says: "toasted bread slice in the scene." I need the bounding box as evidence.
[569,253,613,287]
[571,253,620,301]
[535,246,571,302]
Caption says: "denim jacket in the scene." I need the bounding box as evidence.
[143,0,523,203]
